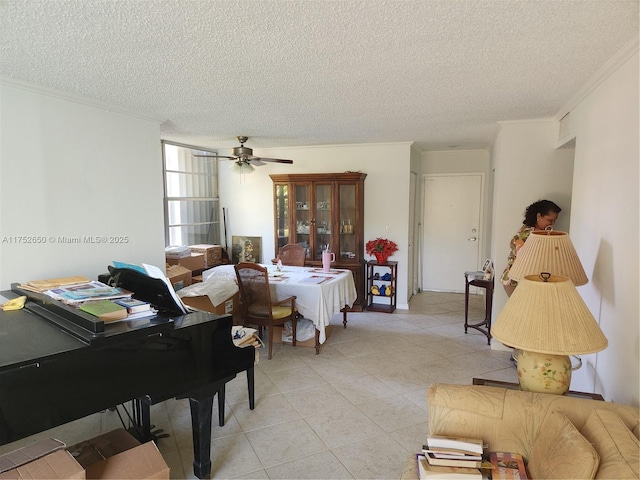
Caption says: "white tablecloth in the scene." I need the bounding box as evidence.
[203,265,357,343]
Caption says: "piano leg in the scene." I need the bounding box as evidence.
[189,396,213,479]
[217,386,226,427]
[247,367,255,410]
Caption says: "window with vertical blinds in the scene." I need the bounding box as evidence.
[162,141,220,247]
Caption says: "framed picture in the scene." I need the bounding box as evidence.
[482,258,494,273]
[231,236,262,264]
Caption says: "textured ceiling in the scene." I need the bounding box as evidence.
[1,0,638,152]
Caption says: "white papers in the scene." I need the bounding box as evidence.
[141,263,187,314]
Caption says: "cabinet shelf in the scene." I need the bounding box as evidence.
[367,302,396,313]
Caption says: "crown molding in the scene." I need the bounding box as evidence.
[0,75,165,123]
[496,118,554,126]
[554,36,639,121]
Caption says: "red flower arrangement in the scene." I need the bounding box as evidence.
[365,237,398,263]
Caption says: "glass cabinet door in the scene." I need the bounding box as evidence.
[271,172,366,310]
[314,183,332,260]
[338,184,357,261]
[274,183,289,250]
[293,184,311,258]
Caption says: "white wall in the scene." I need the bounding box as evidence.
[0,79,166,289]
[566,50,639,405]
[489,120,575,353]
[219,142,413,309]
[489,47,639,406]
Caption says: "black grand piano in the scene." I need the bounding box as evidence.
[0,277,255,479]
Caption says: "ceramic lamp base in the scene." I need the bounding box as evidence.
[513,350,573,395]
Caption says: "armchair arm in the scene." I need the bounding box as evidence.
[273,296,297,314]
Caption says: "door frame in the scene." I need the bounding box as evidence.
[408,171,418,298]
[420,172,486,293]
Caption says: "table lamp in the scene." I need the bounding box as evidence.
[508,230,588,286]
[492,273,607,395]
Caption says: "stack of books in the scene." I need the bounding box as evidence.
[80,297,155,322]
[20,276,156,323]
[231,326,263,364]
[417,435,486,479]
[42,280,133,307]
[17,276,93,293]
[489,452,530,479]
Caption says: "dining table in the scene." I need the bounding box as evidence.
[202,264,357,345]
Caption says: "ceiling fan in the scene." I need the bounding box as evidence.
[193,136,293,174]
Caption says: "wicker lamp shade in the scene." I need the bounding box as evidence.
[492,275,608,355]
[508,230,588,286]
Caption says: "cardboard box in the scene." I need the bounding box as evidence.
[0,439,84,479]
[165,264,192,291]
[271,323,330,348]
[0,430,168,480]
[67,429,139,469]
[188,244,222,268]
[166,253,205,272]
[68,429,169,480]
[181,292,239,324]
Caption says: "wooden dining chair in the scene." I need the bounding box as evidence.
[273,243,307,267]
[234,262,298,359]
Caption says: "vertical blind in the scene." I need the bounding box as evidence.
[162,141,220,247]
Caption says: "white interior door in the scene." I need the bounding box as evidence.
[422,174,483,292]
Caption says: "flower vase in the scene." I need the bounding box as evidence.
[374,253,388,263]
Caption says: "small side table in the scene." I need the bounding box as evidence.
[472,378,605,401]
[464,271,494,345]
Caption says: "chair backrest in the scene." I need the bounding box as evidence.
[278,243,306,266]
[234,262,273,320]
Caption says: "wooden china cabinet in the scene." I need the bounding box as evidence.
[270,172,366,310]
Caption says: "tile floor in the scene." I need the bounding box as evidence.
[0,291,518,479]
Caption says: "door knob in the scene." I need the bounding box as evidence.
[468,237,477,241]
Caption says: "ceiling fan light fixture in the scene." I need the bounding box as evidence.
[230,160,255,174]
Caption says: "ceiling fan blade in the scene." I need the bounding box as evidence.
[255,157,294,164]
[247,158,266,166]
[192,154,236,159]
